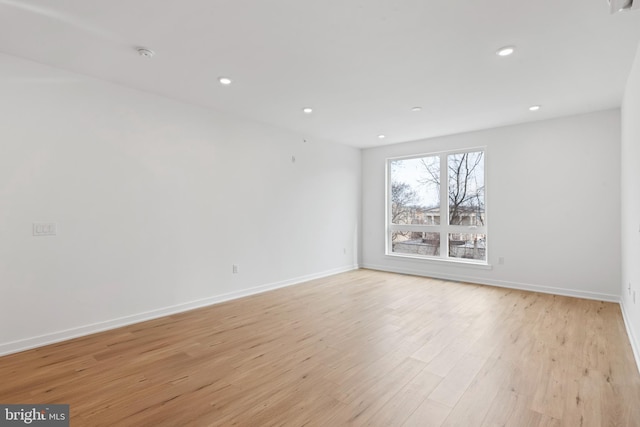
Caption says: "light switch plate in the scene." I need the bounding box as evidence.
[33,222,57,236]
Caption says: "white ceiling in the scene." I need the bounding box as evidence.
[1,0,640,148]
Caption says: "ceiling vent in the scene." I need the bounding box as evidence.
[609,0,640,13]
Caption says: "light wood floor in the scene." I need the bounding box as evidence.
[1,269,639,426]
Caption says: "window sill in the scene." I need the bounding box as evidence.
[385,253,493,270]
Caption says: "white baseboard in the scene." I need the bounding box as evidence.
[361,263,620,303]
[0,264,359,357]
[620,301,640,374]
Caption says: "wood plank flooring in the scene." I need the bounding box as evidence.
[1,269,639,426]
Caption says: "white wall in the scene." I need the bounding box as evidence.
[621,42,640,368]
[362,110,621,301]
[0,53,361,355]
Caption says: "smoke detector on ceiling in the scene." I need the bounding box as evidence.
[609,0,640,13]
[136,47,155,58]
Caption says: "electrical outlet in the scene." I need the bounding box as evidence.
[343,247,347,254]
[232,264,239,274]
[498,257,504,265]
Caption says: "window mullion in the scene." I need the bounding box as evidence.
[440,154,448,258]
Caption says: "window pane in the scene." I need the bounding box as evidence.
[448,233,486,261]
[392,231,440,256]
[448,151,484,226]
[390,156,440,225]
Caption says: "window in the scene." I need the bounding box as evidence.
[387,149,486,263]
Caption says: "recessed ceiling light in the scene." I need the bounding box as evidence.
[378,134,386,139]
[496,46,515,57]
[529,105,541,111]
[411,107,422,112]
[218,77,232,85]
[136,47,155,58]
[302,107,313,114]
